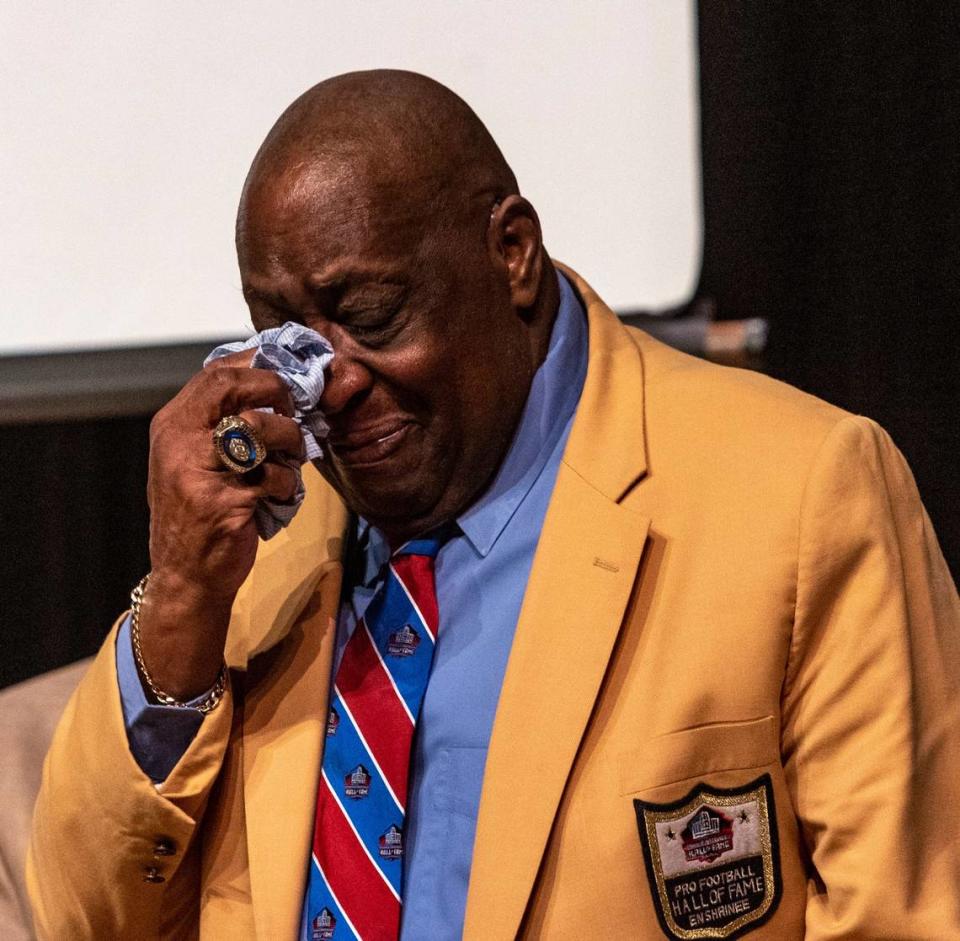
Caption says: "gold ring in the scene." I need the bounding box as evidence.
[213,415,266,474]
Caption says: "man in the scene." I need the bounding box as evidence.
[28,70,960,939]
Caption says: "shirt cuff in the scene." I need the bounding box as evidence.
[115,614,207,783]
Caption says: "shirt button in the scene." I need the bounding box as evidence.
[143,867,166,884]
[154,837,177,857]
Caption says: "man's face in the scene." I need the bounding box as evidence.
[237,162,537,538]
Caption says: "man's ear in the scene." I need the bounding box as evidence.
[488,195,544,309]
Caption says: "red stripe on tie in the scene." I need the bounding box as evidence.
[392,554,440,637]
[337,620,415,808]
[312,774,401,939]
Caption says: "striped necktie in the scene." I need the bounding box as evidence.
[303,533,446,941]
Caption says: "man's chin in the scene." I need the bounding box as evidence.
[352,500,448,543]
[324,466,445,535]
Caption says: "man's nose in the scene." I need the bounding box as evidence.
[319,347,372,415]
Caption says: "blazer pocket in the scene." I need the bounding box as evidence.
[618,715,778,796]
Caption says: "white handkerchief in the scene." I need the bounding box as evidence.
[205,323,334,539]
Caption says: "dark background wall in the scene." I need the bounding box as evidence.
[1,5,957,688]
[697,2,959,574]
[0,417,152,688]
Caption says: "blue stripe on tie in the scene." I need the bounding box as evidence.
[322,691,405,895]
[303,855,359,941]
[327,688,405,812]
[362,577,436,719]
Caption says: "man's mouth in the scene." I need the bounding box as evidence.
[327,420,414,467]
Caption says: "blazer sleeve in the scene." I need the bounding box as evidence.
[26,616,236,940]
[781,415,960,938]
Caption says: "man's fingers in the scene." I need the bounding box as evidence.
[236,410,305,460]
[194,409,302,475]
[205,348,257,370]
[218,458,299,504]
[254,461,301,503]
[198,365,296,420]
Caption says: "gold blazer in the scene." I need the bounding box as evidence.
[29,268,960,940]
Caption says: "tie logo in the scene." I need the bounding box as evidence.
[344,764,371,799]
[311,908,337,940]
[326,707,340,737]
[387,623,421,657]
[379,825,404,860]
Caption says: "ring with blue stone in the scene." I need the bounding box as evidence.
[212,415,267,474]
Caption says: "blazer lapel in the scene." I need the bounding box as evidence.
[464,267,652,939]
[228,471,349,941]
[242,565,342,941]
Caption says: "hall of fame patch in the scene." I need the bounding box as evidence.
[634,774,781,939]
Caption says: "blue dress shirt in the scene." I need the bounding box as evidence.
[118,270,588,939]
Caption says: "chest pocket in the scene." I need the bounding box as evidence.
[618,715,778,797]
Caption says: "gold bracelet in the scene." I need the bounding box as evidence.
[129,574,226,715]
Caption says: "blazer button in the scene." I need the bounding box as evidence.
[143,867,166,884]
[154,837,177,857]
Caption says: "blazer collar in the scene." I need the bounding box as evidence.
[557,262,648,501]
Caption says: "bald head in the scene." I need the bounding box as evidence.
[235,71,559,541]
[238,70,519,238]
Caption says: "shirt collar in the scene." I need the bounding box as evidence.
[455,270,587,557]
[357,270,588,564]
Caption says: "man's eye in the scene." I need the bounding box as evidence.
[343,308,401,341]
[347,323,395,345]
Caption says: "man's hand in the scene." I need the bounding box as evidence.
[136,350,305,700]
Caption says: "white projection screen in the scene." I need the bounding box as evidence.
[0,2,701,354]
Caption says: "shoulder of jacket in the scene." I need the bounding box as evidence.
[628,324,852,446]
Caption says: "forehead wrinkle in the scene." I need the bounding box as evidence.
[239,185,427,308]
[304,263,410,296]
